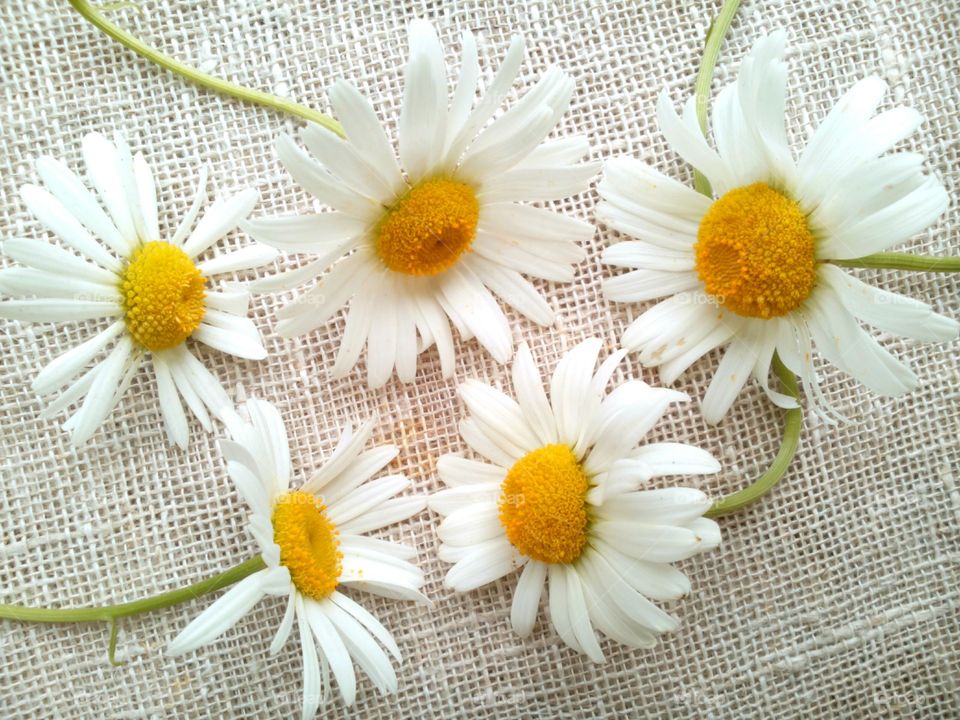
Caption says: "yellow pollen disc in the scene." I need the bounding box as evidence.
[695,182,817,318]
[375,177,479,276]
[271,491,342,600]
[120,241,206,351]
[498,444,590,565]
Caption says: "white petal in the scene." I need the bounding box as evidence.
[806,289,917,396]
[275,253,376,338]
[336,496,425,535]
[656,91,730,190]
[82,132,137,252]
[549,338,602,447]
[326,475,410,527]
[458,378,541,453]
[193,319,266,361]
[820,263,958,342]
[242,213,367,253]
[133,152,160,241]
[700,337,757,424]
[601,240,695,272]
[564,567,604,663]
[196,244,279,276]
[478,162,598,203]
[320,599,397,694]
[435,454,506,489]
[413,293,455,378]
[296,598,323,720]
[270,589,297,654]
[303,598,357,706]
[631,443,721,476]
[154,357,189,449]
[511,342,558,446]
[171,166,210,246]
[547,565,581,654]
[599,156,711,220]
[399,19,448,179]
[603,268,701,303]
[462,255,554,326]
[330,591,402,662]
[445,36,525,164]
[510,560,546,637]
[5,297,106,330]
[31,321,125,395]
[65,336,134,444]
[328,79,405,197]
[34,155,127,257]
[182,189,259,259]
[445,30,479,151]
[438,266,513,364]
[3,237,118,285]
[444,541,521,592]
[300,124,394,203]
[166,568,283,655]
[817,178,948,259]
[275,133,379,219]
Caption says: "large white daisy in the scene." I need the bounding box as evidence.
[429,339,721,660]
[168,399,426,715]
[598,31,958,423]
[0,132,278,446]
[245,20,597,387]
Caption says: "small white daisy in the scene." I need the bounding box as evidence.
[598,31,958,423]
[0,132,279,446]
[245,20,597,387]
[167,399,426,715]
[429,339,721,660]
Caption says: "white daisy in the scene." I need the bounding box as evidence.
[598,31,958,424]
[0,132,278,447]
[245,20,597,388]
[429,339,721,660]
[168,399,426,715]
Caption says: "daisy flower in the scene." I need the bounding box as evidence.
[598,31,958,424]
[245,20,597,387]
[0,132,278,446]
[167,399,426,715]
[429,339,721,660]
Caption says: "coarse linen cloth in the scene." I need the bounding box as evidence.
[0,0,958,717]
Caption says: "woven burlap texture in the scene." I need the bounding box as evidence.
[1,0,958,717]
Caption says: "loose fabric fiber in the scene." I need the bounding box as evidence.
[1,0,958,717]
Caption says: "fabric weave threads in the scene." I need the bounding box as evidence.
[0,1,957,718]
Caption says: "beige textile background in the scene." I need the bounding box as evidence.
[1,0,958,717]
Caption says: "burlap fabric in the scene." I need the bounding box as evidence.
[1,1,958,717]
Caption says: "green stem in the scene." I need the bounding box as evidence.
[692,0,741,196]
[68,0,344,136]
[706,355,802,517]
[0,556,265,624]
[833,253,960,273]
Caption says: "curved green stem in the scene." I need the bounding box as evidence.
[833,253,960,273]
[0,556,265,625]
[692,0,741,196]
[706,356,802,517]
[68,0,344,136]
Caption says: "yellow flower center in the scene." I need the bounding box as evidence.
[375,177,479,276]
[695,182,817,318]
[271,491,342,600]
[498,444,590,565]
[120,241,206,351]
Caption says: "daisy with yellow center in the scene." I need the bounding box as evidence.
[168,399,426,715]
[0,132,278,446]
[429,339,722,660]
[599,32,958,423]
[244,20,597,388]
